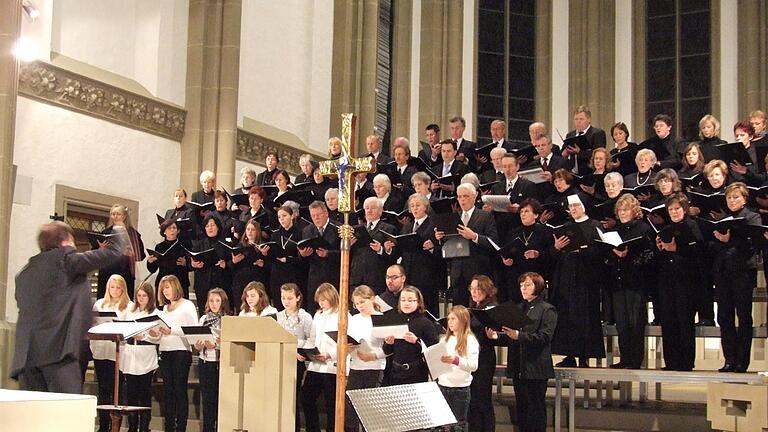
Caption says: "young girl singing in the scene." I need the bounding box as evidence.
[121,282,159,432]
[345,285,387,432]
[195,288,230,432]
[238,281,278,317]
[435,305,479,431]
[92,274,134,432]
[276,283,313,432]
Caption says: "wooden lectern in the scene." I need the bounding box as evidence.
[219,316,297,432]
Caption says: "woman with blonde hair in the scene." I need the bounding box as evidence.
[92,274,134,432]
[434,305,479,431]
[605,194,656,369]
[96,204,145,299]
[697,114,726,163]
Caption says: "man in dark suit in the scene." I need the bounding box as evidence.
[450,115,477,171]
[419,123,443,167]
[436,183,499,306]
[563,106,607,175]
[431,139,470,199]
[486,153,536,239]
[366,134,392,165]
[476,119,514,173]
[528,134,570,200]
[12,222,128,393]
[480,147,507,184]
[350,197,399,293]
[298,201,341,314]
[390,145,418,198]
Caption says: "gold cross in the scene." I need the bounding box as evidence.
[318,113,374,213]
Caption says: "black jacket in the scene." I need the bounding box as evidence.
[506,297,557,381]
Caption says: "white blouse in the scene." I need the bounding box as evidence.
[158,299,199,352]
[306,309,350,375]
[238,305,278,317]
[435,334,480,388]
[90,299,134,361]
[120,308,160,375]
[348,313,387,371]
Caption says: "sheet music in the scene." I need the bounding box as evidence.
[373,296,393,313]
[518,167,548,184]
[370,324,409,339]
[423,341,453,378]
[88,321,158,339]
[481,195,512,212]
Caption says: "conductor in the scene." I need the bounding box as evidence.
[11,221,128,393]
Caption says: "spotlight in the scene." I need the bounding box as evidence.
[13,37,38,62]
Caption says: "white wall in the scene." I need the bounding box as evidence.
[51,0,188,106]
[6,98,181,322]
[238,0,333,154]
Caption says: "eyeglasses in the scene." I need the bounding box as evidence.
[385,274,403,280]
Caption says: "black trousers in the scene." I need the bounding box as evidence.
[658,280,695,370]
[468,360,496,432]
[612,289,646,368]
[125,371,154,432]
[513,379,548,432]
[18,357,83,394]
[295,361,307,432]
[198,360,219,432]
[716,270,754,367]
[696,252,716,322]
[344,369,383,432]
[159,350,192,432]
[439,385,471,431]
[94,359,124,432]
[302,371,336,432]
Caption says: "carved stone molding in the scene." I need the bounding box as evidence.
[17,60,186,141]
[237,128,326,175]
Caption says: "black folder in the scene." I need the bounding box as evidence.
[470,301,533,331]
[546,222,589,252]
[86,231,119,250]
[325,331,361,345]
[716,142,754,166]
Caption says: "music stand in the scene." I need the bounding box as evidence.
[87,321,158,432]
[347,382,457,432]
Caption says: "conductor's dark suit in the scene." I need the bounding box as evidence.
[12,228,128,393]
[448,208,499,306]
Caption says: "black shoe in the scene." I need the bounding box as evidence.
[719,363,736,372]
[555,357,577,367]
[696,319,716,327]
[734,364,748,373]
[609,362,626,369]
[661,366,676,371]
[578,358,590,368]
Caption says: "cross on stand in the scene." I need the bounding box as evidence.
[318,113,374,431]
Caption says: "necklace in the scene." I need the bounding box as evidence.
[637,171,651,185]
[522,229,534,246]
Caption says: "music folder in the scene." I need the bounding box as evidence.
[371,312,409,339]
[546,222,589,252]
[325,331,361,345]
[86,231,119,250]
[88,321,159,340]
[595,228,643,251]
[470,301,533,331]
[380,231,422,251]
[181,326,218,345]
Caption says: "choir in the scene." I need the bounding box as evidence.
[84,109,768,432]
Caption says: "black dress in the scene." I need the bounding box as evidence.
[605,219,656,368]
[191,235,230,313]
[550,218,606,360]
[610,143,639,176]
[498,223,553,303]
[146,238,191,297]
[468,301,498,432]
[267,226,307,306]
[227,244,268,311]
[396,217,442,316]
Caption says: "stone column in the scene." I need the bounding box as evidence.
[569,0,615,141]
[535,0,553,129]
[631,0,646,138]
[389,0,413,141]
[181,0,241,192]
[738,0,768,117]
[0,0,22,389]
[418,0,463,132]
[330,0,379,152]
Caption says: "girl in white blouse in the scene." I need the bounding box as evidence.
[91,274,134,432]
[121,282,159,432]
[238,281,278,317]
[195,288,229,432]
[302,283,349,432]
[345,285,387,432]
[435,305,479,431]
[151,275,198,432]
[276,283,313,432]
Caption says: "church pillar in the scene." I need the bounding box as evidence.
[535,0,553,130]
[737,0,768,117]
[389,0,413,142]
[418,0,463,132]
[568,0,615,141]
[0,0,22,389]
[330,0,379,152]
[181,0,241,192]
